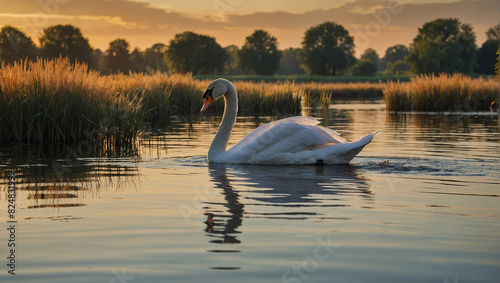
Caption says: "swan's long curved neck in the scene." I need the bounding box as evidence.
[208,85,238,159]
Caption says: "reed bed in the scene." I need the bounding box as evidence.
[0,59,305,144]
[301,82,384,99]
[4,59,493,145]
[110,74,303,117]
[0,58,142,145]
[233,81,302,115]
[384,74,499,111]
[110,73,203,123]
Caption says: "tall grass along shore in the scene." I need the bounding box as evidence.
[0,59,304,144]
[384,74,499,112]
[0,59,142,145]
[1,59,496,145]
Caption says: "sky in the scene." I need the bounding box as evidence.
[0,0,498,56]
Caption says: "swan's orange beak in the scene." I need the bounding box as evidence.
[200,96,213,112]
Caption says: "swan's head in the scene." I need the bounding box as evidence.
[200,78,231,112]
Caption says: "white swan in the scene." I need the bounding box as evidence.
[200,78,377,164]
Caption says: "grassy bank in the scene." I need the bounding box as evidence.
[384,74,499,111]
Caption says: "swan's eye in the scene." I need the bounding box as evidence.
[203,87,214,99]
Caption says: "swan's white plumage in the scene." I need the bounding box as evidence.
[230,116,346,153]
[201,79,377,164]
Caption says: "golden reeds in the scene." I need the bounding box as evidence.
[0,59,305,144]
[384,74,499,111]
[0,58,143,144]
[301,82,384,99]
[3,59,494,145]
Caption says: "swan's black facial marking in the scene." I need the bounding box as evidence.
[201,87,215,112]
[203,87,214,99]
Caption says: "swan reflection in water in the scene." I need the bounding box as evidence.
[204,163,373,246]
[204,164,244,244]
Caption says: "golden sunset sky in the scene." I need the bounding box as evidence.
[0,0,498,56]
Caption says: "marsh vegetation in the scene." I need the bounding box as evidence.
[0,59,497,145]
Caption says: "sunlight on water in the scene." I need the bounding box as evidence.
[1,99,499,282]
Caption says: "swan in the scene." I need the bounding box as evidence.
[200,78,377,164]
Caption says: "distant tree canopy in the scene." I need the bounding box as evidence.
[39,24,92,64]
[145,43,168,73]
[351,59,377,76]
[130,48,146,73]
[278,48,305,75]
[103,38,132,74]
[383,44,408,66]
[477,41,498,75]
[360,48,381,71]
[89,48,103,71]
[224,45,241,75]
[486,24,500,41]
[300,22,355,76]
[0,20,497,76]
[238,30,281,75]
[407,18,477,74]
[476,24,500,74]
[387,60,412,75]
[0,26,38,64]
[166,31,226,75]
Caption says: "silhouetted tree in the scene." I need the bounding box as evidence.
[360,48,381,71]
[407,18,477,74]
[351,59,377,76]
[166,31,227,75]
[299,22,355,76]
[145,43,168,73]
[89,48,103,71]
[486,24,500,41]
[278,48,306,75]
[130,48,146,73]
[39,24,92,64]
[383,44,409,69]
[387,60,412,75]
[0,26,37,64]
[224,45,242,75]
[476,24,500,74]
[103,38,132,73]
[238,30,281,75]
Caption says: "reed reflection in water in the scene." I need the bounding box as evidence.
[1,142,141,213]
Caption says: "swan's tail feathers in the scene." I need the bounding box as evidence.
[324,131,378,164]
[354,130,379,145]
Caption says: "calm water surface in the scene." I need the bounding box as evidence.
[1,100,499,283]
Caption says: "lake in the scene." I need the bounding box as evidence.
[1,99,499,283]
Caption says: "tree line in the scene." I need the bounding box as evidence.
[0,18,498,76]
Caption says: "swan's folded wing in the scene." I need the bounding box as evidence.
[230,116,320,152]
[302,125,348,144]
[226,122,325,161]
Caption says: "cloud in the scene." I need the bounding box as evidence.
[0,0,498,55]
